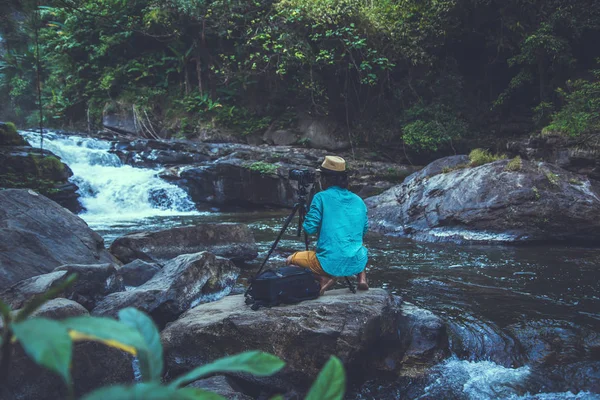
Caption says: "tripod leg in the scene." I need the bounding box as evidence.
[345,277,356,294]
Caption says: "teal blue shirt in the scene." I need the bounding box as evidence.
[303,186,368,277]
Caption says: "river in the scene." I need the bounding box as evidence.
[21,130,600,399]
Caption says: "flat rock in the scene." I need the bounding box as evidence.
[109,223,258,264]
[162,289,448,393]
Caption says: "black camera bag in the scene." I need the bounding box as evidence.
[245,266,320,311]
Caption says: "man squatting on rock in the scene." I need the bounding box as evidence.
[286,155,369,295]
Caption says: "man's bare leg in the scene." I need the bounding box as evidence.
[357,270,368,291]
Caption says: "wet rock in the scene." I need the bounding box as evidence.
[109,223,258,264]
[118,259,161,287]
[367,156,600,244]
[0,189,116,289]
[93,252,239,327]
[187,376,253,400]
[0,298,134,400]
[103,108,141,136]
[1,263,124,311]
[162,289,448,393]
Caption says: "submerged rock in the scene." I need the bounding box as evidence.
[161,289,448,394]
[93,252,239,327]
[109,223,258,264]
[1,298,134,400]
[0,189,117,289]
[367,156,600,244]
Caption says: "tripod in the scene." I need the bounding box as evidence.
[245,181,356,296]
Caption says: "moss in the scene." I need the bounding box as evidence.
[0,172,61,195]
[545,171,560,186]
[441,164,468,174]
[504,156,522,172]
[469,148,507,167]
[31,155,65,180]
[0,122,27,146]
[569,178,583,185]
[532,186,541,201]
[247,161,278,175]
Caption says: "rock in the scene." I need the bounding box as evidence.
[1,271,69,309]
[0,298,134,400]
[180,160,300,208]
[0,121,27,146]
[109,223,258,264]
[103,107,141,136]
[118,259,161,287]
[29,297,89,319]
[0,144,81,212]
[508,132,600,180]
[263,129,298,146]
[53,263,125,310]
[93,252,239,327]
[1,263,124,311]
[367,156,600,244]
[0,189,117,289]
[162,289,448,393]
[187,376,252,400]
[297,116,350,151]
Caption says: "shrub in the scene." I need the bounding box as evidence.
[545,171,560,186]
[248,161,278,175]
[504,156,522,172]
[469,148,507,167]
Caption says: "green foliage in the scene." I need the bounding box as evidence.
[11,318,73,386]
[248,161,278,175]
[305,356,345,400]
[544,72,600,137]
[469,149,507,167]
[0,277,348,400]
[569,178,583,185]
[532,186,541,200]
[504,156,523,172]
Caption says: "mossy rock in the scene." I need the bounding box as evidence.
[0,122,27,146]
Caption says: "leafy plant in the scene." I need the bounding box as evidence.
[545,171,560,186]
[248,161,278,175]
[0,274,347,400]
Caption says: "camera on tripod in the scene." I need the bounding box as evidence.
[289,169,315,186]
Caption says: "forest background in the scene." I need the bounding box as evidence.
[2,0,600,159]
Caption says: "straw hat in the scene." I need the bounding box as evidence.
[316,156,346,173]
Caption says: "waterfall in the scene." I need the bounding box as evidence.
[20,131,199,225]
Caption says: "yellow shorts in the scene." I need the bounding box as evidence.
[289,251,330,276]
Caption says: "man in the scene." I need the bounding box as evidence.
[286,155,369,295]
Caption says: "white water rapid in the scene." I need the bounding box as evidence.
[20,131,200,228]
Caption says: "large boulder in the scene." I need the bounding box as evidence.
[367,156,600,244]
[161,289,448,394]
[93,252,239,327]
[0,189,117,289]
[1,263,124,311]
[0,121,27,146]
[109,223,258,265]
[0,298,134,400]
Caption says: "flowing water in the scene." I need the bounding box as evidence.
[20,131,600,399]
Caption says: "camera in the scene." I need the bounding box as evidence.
[289,169,315,185]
